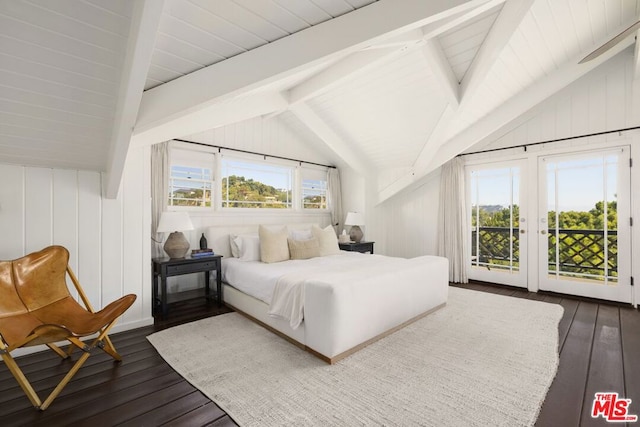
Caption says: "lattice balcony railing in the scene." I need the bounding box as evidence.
[471,227,617,277]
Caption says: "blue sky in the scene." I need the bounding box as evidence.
[471,155,618,213]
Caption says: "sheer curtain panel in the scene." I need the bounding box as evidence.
[151,142,169,258]
[327,168,343,234]
[437,157,469,283]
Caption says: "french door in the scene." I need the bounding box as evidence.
[538,148,632,303]
[467,160,528,287]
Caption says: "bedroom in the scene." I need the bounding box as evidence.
[0,0,639,425]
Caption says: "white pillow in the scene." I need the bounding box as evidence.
[238,234,261,262]
[259,225,290,263]
[311,225,340,256]
[289,228,313,241]
[229,234,241,257]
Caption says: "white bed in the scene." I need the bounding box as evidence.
[207,224,449,363]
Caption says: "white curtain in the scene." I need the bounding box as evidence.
[437,157,469,283]
[327,168,343,234]
[151,141,169,258]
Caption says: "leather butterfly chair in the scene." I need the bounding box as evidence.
[0,246,136,410]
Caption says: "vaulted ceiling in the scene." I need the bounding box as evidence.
[1,0,639,201]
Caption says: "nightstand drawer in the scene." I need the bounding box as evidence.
[166,260,218,275]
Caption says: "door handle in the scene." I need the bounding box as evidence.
[520,229,526,234]
[540,230,547,235]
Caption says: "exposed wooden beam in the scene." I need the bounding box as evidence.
[290,103,372,175]
[103,0,164,199]
[421,40,459,107]
[134,0,491,139]
[377,35,635,204]
[459,0,535,103]
[131,92,289,147]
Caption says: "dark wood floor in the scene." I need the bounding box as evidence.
[0,283,638,426]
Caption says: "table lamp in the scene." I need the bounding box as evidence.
[345,212,365,243]
[157,212,194,258]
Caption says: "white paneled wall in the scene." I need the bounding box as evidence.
[0,145,152,356]
[370,170,440,258]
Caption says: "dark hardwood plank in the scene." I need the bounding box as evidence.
[162,401,228,427]
[536,301,598,427]
[621,306,640,422]
[117,391,212,427]
[78,380,199,425]
[579,305,625,427]
[557,298,580,351]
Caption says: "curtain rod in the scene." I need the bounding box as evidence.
[457,125,640,157]
[173,138,336,169]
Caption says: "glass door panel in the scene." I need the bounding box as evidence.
[538,148,631,303]
[467,160,527,287]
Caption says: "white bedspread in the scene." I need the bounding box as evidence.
[223,253,440,330]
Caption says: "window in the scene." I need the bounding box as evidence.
[169,148,214,208]
[221,157,293,209]
[301,167,328,209]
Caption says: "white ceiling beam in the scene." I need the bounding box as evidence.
[458,0,535,103]
[131,92,289,147]
[421,40,460,106]
[377,36,635,204]
[134,0,492,139]
[361,30,424,50]
[290,103,372,176]
[103,0,164,199]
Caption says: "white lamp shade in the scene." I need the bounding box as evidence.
[345,212,365,226]
[156,211,194,233]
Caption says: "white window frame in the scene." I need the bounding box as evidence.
[167,145,215,211]
[300,165,328,210]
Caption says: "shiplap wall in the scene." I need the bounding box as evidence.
[372,50,638,269]
[0,145,152,347]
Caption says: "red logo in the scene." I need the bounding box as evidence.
[592,392,638,422]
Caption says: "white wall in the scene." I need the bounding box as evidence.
[0,145,152,356]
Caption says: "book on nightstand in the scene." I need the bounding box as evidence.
[191,248,214,257]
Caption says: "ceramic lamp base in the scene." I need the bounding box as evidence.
[349,225,364,243]
[164,231,190,258]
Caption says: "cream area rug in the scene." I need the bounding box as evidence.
[147,287,564,427]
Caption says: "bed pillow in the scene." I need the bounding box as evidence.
[288,237,320,260]
[311,225,340,256]
[259,225,290,263]
[289,228,313,241]
[238,234,261,262]
[229,234,241,257]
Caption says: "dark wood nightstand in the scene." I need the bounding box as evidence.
[339,241,375,254]
[152,254,223,319]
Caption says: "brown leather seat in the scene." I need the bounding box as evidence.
[0,246,136,410]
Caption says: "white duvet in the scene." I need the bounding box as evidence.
[223,252,423,329]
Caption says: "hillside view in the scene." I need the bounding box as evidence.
[472,201,618,279]
[171,175,324,208]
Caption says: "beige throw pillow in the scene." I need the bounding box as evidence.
[311,225,340,256]
[259,225,290,263]
[288,238,320,260]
